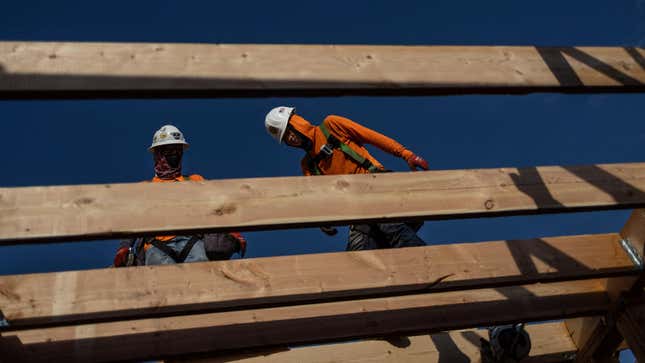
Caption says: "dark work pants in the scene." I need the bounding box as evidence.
[346,222,425,251]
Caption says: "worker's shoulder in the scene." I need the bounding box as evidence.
[323,114,349,123]
[322,115,354,130]
[185,174,205,181]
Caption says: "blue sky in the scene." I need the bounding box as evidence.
[1,1,643,361]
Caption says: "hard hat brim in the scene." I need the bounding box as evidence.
[148,139,190,152]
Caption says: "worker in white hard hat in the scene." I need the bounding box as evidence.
[149,124,190,180]
[264,107,429,251]
[113,125,247,267]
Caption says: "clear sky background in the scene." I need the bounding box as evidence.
[1,1,643,361]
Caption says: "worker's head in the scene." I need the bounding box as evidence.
[265,106,294,143]
[149,125,189,179]
[264,106,313,151]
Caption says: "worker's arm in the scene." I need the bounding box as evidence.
[324,115,428,170]
[114,239,135,267]
[324,115,412,159]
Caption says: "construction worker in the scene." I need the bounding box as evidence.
[113,125,246,267]
[264,107,429,251]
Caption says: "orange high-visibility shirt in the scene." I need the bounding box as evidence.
[288,114,413,176]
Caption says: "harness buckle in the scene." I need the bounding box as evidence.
[126,247,135,267]
[319,144,334,158]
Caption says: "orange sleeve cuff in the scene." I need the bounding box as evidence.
[400,149,414,161]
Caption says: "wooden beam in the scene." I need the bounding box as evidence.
[0,43,643,99]
[619,209,645,267]
[566,316,623,363]
[169,322,578,363]
[0,279,612,362]
[616,303,645,362]
[2,163,645,244]
[565,209,645,362]
[0,233,635,329]
[604,208,645,300]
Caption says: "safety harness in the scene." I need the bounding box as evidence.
[305,123,381,175]
[143,175,203,263]
[149,235,201,263]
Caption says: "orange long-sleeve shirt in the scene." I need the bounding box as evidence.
[289,114,414,176]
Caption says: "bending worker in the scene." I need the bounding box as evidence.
[114,125,246,267]
[264,107,429,251]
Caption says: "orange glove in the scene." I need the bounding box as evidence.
[405,154,429,171]
[113,247,130,267]
[229,232,247,257]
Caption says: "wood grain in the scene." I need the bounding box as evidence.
[0,43,643,99]
[565,209,645,362]
[2,163,645,244]
[170,322,578,363]
[0,233,634,329]
[0,279,611,362]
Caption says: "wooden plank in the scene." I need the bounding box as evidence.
[2,163,645,244]
[566,317,623,363]
[0,279,612,362]
[170,322,578,363]
[0,233,634,329]
[616,303,645,362]
[605,209,645,299]
[0,43,644,99]
[619,209,645,264]
[565,209,645,362]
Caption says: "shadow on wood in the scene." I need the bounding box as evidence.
[536,47,643,86]
[0,283,610,362]
[625,47,645,71]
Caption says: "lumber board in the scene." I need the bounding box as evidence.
[565,209,645,362]
[0,43,643,99]
[2,163,645,244]
[566,317,623,363]
[0,233,634,329]
[170,322,578,363]
[0,279,612,362]
[616,303,645,363]
[605,209,645,299]
[620,209,645,264]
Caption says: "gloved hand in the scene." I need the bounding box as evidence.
[405,154,429,171]
[113,247,130,267]
[320,226,338,236]
[229,232,247,258]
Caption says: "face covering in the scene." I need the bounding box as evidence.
[154,146,183,179]
[287,125,313,152]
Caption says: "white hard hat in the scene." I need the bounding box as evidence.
[265,106,294,143]
[149,124,189,152]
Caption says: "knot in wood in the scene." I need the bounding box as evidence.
[212,204,237,216]
[75,197,94,205]
[336,180,350,190]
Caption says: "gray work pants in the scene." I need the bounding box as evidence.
[347,222,425,251]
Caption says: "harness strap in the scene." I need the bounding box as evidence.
[150,235,200,263]
[306,123,381,175]
[177,235,200,262]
